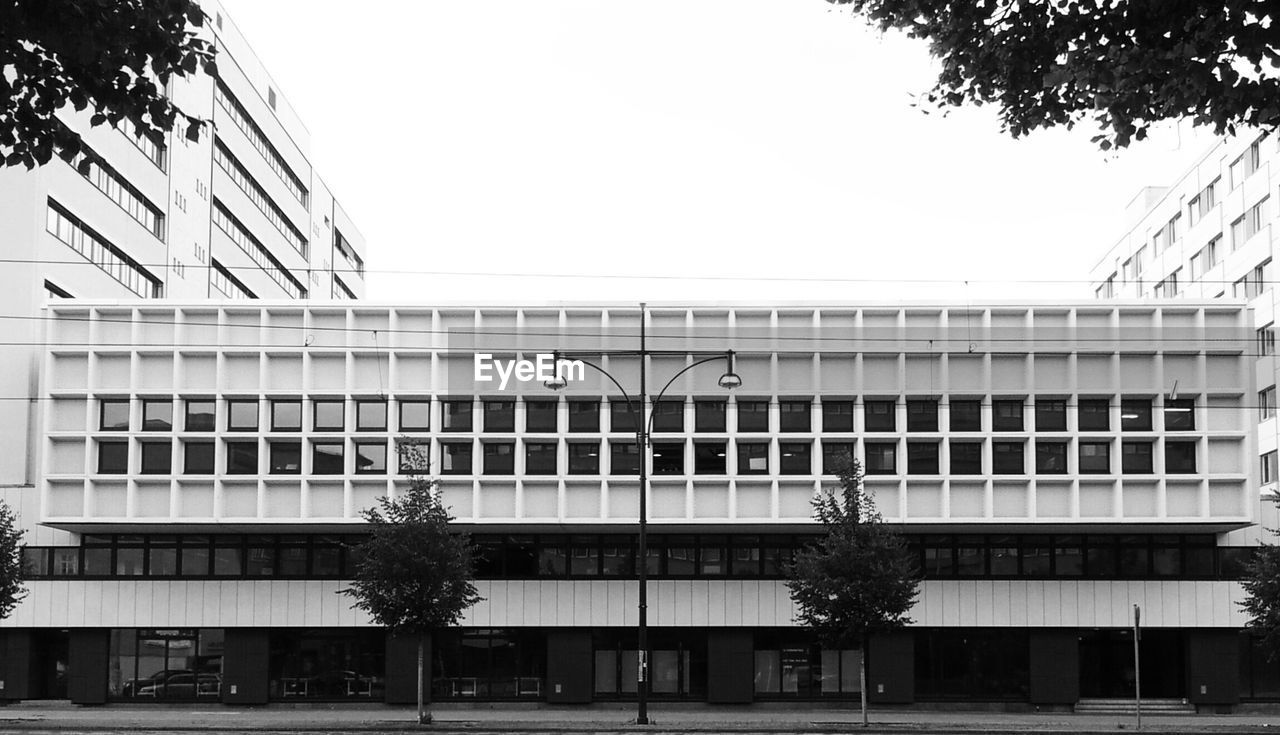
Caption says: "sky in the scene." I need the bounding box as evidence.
[220,0,1219,305]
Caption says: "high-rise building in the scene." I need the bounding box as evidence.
[0,1,368,493]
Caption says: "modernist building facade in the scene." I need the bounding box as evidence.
[1,301,1276,708]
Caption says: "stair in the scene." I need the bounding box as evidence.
[1074,698,1196,715]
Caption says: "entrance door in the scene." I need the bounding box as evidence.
[1079,630,1184,698]
[28,630,69,699]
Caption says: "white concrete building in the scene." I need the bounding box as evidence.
[2,301,1274,708]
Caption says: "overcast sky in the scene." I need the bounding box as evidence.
[221,0,1218,305]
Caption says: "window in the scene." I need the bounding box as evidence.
[651,400,684,433]
[63,139,165,238]
[211,259,255,299]
[141,400,172,431]
[227,400,258,431]
[1189,236,1220,279]
[1261,386,1276,420]
[270,442,302,474]
[949,441,982,475]
[737,442,769,475]
[1187,179,1217,225]
[1229,137,1263,190]
[1163,398,1195,430]
[1153,213,1180,252]
[312,400,344,431]
[183,441,214,474]
[212,82,308,204]
[44,279,72,299]
[398,439,430,474]
[1121,399,1152,431]
[1153,270,1180,298]
[906,442,938,474]
[609,399,639,433]
[1035,441,1067,474]
[1121,441,1154,474]
[355,441,387,474]
[211,200,306,298]
[949,400,981,431]
[1259,324,1276,356]
[1232,198,1270,250]
[610,442,639,475]
[568,400,600,432]
[821,441,855,474]
[695,400,727,432]
[442,399,473,432]
[1077,399,1110,431]
[1262,451,1278,485]
[140,441,171,474]
[865,442,896,474]
[483,442,515,475]
[213,141,308,257]
[100,400,130,431]
[271,400,302,431]
[906,399,938,432]
[356,400,387,431]
[779,400,811,432]
[651,442,684,475]
[185,400,215,432]
[736,400,769,432]
[864,400,896,431]
[525,400,558,432]
[525,441,558,475]
[1034,399,1067,431]
[312,441,344,474]
[779,442,811,474]
[1078,441,1110,474]
[1095,274,1115,299]
[992,399,1023,431]
[819,400,853,432]
[1165,441,1197,473]
[226,441,258,474]
[568,442,600,475]
[98,441,129,473]
[694,442,727,474]
[992,441,1024,474]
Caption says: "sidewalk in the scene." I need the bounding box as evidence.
[3,703,1280,734]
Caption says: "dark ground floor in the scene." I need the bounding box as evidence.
[0,627,1277,709]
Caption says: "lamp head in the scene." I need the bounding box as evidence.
[718,350,742,390]
[544,352,568,390]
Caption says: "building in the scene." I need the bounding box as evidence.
[2,301,1276,708]
[0,0,369,500]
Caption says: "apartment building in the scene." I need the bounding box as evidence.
[1,302,1274,708]
[0,1,368,497]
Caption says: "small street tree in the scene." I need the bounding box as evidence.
[1242,491,1280,662]
[787,456,918,726]
[0,500,26,620]
[341,446,481,724]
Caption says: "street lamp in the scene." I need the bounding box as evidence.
[544,304,740,724]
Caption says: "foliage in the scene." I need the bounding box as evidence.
[831,0,1280,149]
[340,452,481,636]
[0,500,26,620]
[1242,490,1280,661]
[787,456,918,649]
[0,0,216,168]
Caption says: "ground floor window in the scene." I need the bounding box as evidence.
[268,629,385,700]
[108,628,223,700]
[914,629,1028,701]
[592,630,706,699]
[1240,632,1280,700]
[432,628,546,699]
[753,631,860,697]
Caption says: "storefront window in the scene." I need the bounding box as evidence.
[109,628,223,700]
[592,630,704,699]
[432,629,546,699]
[914,629,1029,700]
[753,632,860,697]
[268,629,385,700]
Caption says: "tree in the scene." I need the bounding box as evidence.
[0,0,216,169]
[831,0,1280,150]
[786,457,918,726]
[340,449,481,724]
[0,500,27,621]
[1242,491,1280,662]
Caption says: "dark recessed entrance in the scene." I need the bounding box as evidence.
[1079,629,1184,699]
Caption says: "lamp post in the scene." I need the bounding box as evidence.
[544,303,741,725]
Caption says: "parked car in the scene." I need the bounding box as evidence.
[136,672,221,698]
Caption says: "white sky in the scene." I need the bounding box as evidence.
[221,0,1219,304]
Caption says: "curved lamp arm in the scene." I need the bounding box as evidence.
[647,354,733,440]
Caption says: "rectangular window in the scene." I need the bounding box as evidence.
[865,442,896,475]
[736,400,770,432]
[63,140,165,238]
[97,441,129,474]
[569,400,600,432]
[226,441,258,474]
[1163,398,1195,430]
[1261,386,1277,420]
[183,441,214,474]
[949,400,981,431]
[185,400,215,432]
[1077,399,1110,431]
[139,441,171,474]
[525,441,558,475]
[651,399,684,433]
[211,200,306,298]
[992,399,1023,431]
[1095,274,1115,299]
[1078,441,1110,474]
[228,400,258,431]
[1190,236,1221,280]
[651,442,684,475]
[100,400,130,431]
[1165,440,1197,473]
[906,442,938,474]
[1259,324,1276,356]
[906,399,938,432]
[442,399,473,432]
[779,442,811,475]
[269,442,302,474]
[568,442,600,475]
[1153,269,1179,298]
[397,439,429,474]
[610,441,639,475]
[1121,441,1154,474]
[481,400,514,432]
[211,259,255,299]
[610,399,640,433]
[992,441,1024,474]
[779,400,811,432]
[821,401,854,432]
[483,442,515,475]
[694,400,727,432]
[213,140,308,257]
[355,441,387,474]
[271,400,302,431]
[821,441,855,474]
[863,400,896,432]
[313,400,344,431]
[694,442,727,474]
[1120,399,1152,431]
[1035,441,1067,474]
[141,400,172,431]
[356,400,388,431]
[213,82,309,205]
[1034,399,1067,431]
[1262,451,1278,485]
[524,400,558,432]
[737,441,769,475]
[949,441,982,475]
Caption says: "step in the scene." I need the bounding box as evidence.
[1074,698,1195,714]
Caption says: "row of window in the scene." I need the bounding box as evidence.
[211,199,307,299]
[92,396,1201,435]
[334,229,363,276]
[45,200,161,298]
[66,136,166,238]
[213,140,308,258]
[213,81,308,206]
[20,533,1251,581]
[122,121,166,170]
[211,260,256,300]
